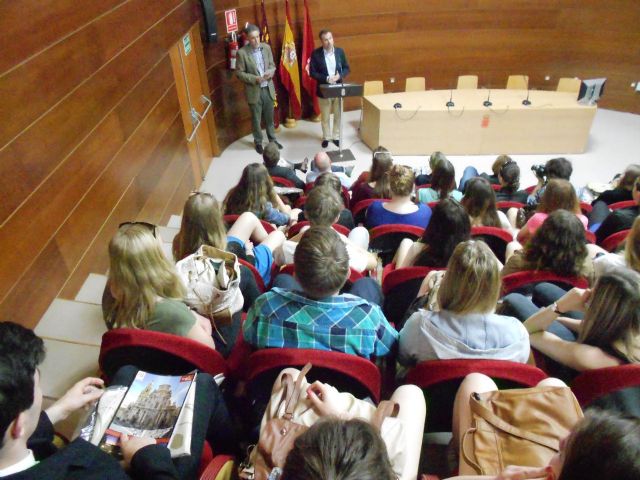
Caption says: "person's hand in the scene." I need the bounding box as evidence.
[255,76,264,84]
[244,240,254,256]
[120,434,156,470]
[556,288,591,313]
[495,465,554,480]
[45,377,104,424]
[306,381,345,418]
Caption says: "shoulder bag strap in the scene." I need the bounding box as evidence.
[371,400,399,431]
[283,363,312,420]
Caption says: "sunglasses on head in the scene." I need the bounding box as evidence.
[118,221,157,238]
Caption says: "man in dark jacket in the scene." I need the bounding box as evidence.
[263,142,305,189]
[309,30,350,148]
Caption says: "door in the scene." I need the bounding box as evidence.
[170,24,220,183]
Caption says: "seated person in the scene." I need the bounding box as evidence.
[447,374,640,479]
[591,163,640,206]
[103,223,216,349]
[306,151,352,189]
[594,216,640,277]
[494,159,528,203]
[173,192,285,286]
[415,150,447,186]
[417,159,462,204]
[517,179,588,245]
[393,198,471,269]
[527,157,574,206]
[365,165,431,229]
[503,210,595,283]
[299,173,355,230]
[243,226,397,359]
[224,163,300,227]
[0,322,238,480]
[398,240,530,365]
[503,269,640,376]
[594,177,640,244]
[350,148,393,206]
[275,186,376,272]
[262,141,305,189]
[461,177,512,231]
[458,154,511,193]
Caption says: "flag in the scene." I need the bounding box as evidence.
[301,0,320,116]
[260,0,280,128]
[279,0,302,119]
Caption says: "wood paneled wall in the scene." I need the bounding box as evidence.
[1,0,639,328]
[207,0,640,151]
[0,0,201,327]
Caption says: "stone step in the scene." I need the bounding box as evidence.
[74,273,108,305]
[35,298,106,347]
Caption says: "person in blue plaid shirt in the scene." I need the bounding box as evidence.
[243,226,397,359]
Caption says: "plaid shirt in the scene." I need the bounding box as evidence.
[243,288,398,359]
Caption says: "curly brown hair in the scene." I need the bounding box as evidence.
[523,210,587,277]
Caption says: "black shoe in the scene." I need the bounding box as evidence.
[255,143,264,154]
[333,139,340,147]
[321,140,329,148]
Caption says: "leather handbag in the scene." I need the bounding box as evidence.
[462,386,584,475]
[176,245,243,336]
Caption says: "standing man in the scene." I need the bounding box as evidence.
[310,30,350,148]
[236,24,282,154]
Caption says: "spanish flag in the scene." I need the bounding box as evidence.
[279,0,302,119]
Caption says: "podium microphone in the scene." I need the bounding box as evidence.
[483,89,492,107]
[446,89,455,108]
[522,88,531,106]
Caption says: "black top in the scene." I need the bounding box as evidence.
[309,47,350,97]
[595,206,639,244]
[267,165,305,189]
[496,189,529,204]
[591,187,633,206]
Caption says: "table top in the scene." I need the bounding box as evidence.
[364,89,596,112]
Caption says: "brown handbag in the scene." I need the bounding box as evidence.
[461,386,584,475]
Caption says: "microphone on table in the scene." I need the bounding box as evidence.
[522,88,532,106]
[446,89,455,108]
[483,89,492,107]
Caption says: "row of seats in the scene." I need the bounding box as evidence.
[362,75,582,94]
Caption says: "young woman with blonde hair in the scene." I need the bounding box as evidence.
[365,164,431,229]
[223,163,299,227]
[398,240,529,365]
[103,223,215,348]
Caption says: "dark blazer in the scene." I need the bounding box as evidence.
[7,412,180,480]
[309,46,350,97]
[267,165,305,189]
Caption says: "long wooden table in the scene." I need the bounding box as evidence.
[360,89,597,155]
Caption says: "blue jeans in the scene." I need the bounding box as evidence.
[459,166,479,193]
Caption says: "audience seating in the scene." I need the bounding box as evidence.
[609,200,636,210]
[294,195,307,208]
[496,200,525,212]
[456,75,478,89]
[600,229,630,252]
[524,185,536,194]
[199,454,236,480]
[584,229,596,244]
[238,258,267,293]
[579,201,593,214]
[382,265,445,328]
[223,214,275,234]
[556,77,582,95]
[351,198,390,225]
[278,263,364,285]
[490,184,502,191]
[246,348,381,402]
[406,359,546,432]
[415,183,432,190]
[286,220,350,238]
[506,74,529,90]
[470,226,513,263]
[405,76,426,92]
[571,365,640,415]
[370,224,424,265]
[501,270,589,296]
[270,176,295,188]
[99,329,228,382]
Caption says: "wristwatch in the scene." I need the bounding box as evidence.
[550,302,564,315]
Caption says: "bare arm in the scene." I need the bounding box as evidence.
[557,316,583,333]
[186,311,216,349]
[530,331,621,371]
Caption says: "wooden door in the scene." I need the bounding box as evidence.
[170,24,220,184]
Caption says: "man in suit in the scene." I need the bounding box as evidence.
[262,142,305,189]
[236,24,282,155]
[309,30,350,148]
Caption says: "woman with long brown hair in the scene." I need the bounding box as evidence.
[350,147,393,205]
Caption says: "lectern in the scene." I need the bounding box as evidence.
[319,83,363,162]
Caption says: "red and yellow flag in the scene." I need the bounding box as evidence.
[279,0,302,119]
[301,0,320,116]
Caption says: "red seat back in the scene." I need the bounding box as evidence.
[491,184,502,191]
[609,200,636,211]
[370,224,424,265]
[600,229,630,252]
[270,176,295,188]
[470,226,513,263]
[223,214,275,234]
[571,364,640,409]
[350,198,390,225]
[99,329,228,382]
[287,221,350,238]
[246,348,381,402]
[579,201,593,215]
[501,270,589,295]
[496,201,525,211]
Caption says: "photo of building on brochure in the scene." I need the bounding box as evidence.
[99,370,195,457]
